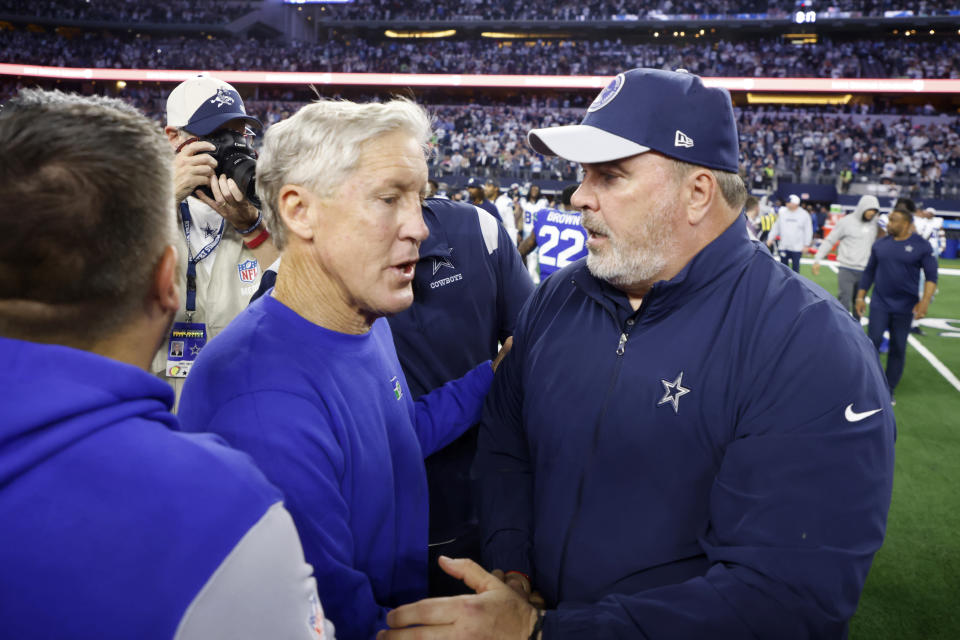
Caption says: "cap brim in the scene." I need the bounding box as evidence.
[528,124,649,163]
[184,112,262,136]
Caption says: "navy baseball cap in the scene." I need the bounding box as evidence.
[166,74,261,136]
[528,68,739,173]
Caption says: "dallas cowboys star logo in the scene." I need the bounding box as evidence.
[202,223,217,239]
[432,248,455,275]
[190,343,202,357]
[657,371,690,414]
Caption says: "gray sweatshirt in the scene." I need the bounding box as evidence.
[814,195,880,271]
[770,206,813,252]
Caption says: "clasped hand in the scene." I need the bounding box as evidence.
[378,556,542,640]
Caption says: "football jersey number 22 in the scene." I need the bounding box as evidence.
[539,225,585,268]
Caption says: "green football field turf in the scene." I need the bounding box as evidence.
[798,257,960,638]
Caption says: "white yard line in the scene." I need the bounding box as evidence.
[860,300,960,394]
[907,335,960,394]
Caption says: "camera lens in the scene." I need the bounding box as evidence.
[195,130,260,209]
[221,152,260,209]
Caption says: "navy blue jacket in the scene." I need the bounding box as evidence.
[859,233,938,314]
[477,216,896,638]
[389,198,534,541]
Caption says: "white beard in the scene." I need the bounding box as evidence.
[583,196,678,289]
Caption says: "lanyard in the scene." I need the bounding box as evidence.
[180,201,224,315]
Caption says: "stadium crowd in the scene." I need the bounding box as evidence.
[317,0,955,20]
[3,29,960,79]
[1,74,956,194]
[0,0,253,24]
[2,0,955,23]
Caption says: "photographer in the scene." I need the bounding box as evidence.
[153,74,278,407]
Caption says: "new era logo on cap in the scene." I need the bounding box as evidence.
[166,74,261,136]
[527,68,739,173]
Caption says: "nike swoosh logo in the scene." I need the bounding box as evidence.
[845,404,883,422]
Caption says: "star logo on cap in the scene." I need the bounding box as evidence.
[210,88,236,109]
[657,371,690,414]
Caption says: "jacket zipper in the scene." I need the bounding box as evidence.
[554,313,637,601]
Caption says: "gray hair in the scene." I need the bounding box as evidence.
[256,98,432,250]
[671,159,747,212]
[0,89,174,343]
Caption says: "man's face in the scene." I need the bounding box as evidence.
[572,152,682,289]
[863,208,878,221]
[887,210,909,237]
[308,130,428,324]
[786,201,799,211]
[467,186,483,203]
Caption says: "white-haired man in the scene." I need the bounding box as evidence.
[152,74,278,407]
[178,99,505,640]
[383,68,895,639]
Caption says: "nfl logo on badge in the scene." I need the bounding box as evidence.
[237,259,259,283]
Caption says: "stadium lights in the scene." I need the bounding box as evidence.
[784,33,818,45]
[747,93,853,105]
[480,32,570,39]
[385,29,456,38]
[116,80,126,89]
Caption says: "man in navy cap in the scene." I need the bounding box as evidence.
[153,74,278,407]
[383,68,896,639]
[466,177,503,224]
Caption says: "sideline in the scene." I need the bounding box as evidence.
[799,257,960,277]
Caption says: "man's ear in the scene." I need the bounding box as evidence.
[163,125,182,147]
[685,169,716,226]
[152,244,180,315]
[278,185,316,243]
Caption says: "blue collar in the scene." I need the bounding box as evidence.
[417,202,453,260]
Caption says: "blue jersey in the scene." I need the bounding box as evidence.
[533,207,588,278]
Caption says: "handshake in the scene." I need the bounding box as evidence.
[378,557,545,640]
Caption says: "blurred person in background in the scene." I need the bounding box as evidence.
[812,194,882,320]
[857,207,938,404]
[767,194,812,272]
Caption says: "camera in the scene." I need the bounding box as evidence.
[195,129,260,208]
